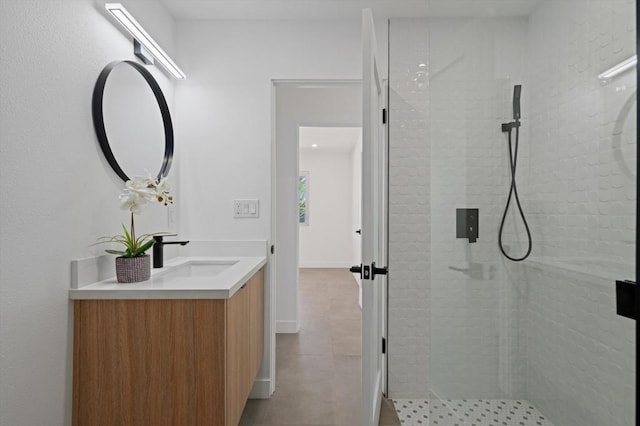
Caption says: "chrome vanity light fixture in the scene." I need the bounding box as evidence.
[598,55,637,82]
[105,3,186,80]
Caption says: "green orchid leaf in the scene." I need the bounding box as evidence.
[132,240,154,257]
[135,235,152,245]
[94,221,168,259]
[104,249,126,255]
[122,225,132,245]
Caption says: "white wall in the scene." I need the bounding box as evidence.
[351,138,363,289]
[174,20,363,241]
[0,1,177,424]
[299,148,358,268]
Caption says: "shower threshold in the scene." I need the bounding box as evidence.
[392,398,553,426]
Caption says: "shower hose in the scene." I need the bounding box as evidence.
[498,125,532,262]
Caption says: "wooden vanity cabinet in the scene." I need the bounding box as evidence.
[72,268,264,426]
[226,268,264,424]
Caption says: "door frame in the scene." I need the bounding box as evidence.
[271,78,362,332]
[382,75,390,398]
[270,80,363,383]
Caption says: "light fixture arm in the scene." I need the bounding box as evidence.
[134,40,154,65]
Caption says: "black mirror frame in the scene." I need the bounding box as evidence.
[92,60,174,182]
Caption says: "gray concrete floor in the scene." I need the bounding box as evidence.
[239,268,399,426]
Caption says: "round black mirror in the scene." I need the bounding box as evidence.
[92,60,173,182]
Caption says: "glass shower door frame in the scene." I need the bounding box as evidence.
[635,4,639,425]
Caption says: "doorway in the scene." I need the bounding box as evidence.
[270,80,362,336]
[248,81,364,423]
[298,126,363,304]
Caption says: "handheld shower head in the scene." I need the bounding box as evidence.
[513,85,522,120]
[501,85,523,133]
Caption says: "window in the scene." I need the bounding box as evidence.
[299,171,309,225]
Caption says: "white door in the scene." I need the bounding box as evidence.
[361,8,387,426]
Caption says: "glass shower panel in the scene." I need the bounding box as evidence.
[388,1,636,425]
[427,15,529,403]
[519,2,636,425]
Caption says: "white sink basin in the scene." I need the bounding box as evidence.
[161,260,238,279]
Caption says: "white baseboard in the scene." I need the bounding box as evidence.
[276,319,300,334]
[299,261,353,268]
[249,378,272,399]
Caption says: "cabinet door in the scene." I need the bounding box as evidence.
[73,299,227,426]
[226,282,251,426]
[248,268,264,375]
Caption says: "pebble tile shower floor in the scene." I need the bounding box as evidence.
[392,399,554,426]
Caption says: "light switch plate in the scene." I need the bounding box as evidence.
[233,199,259,218]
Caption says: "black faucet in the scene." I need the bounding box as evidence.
[153,235,190,268]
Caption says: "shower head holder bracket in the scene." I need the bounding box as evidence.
[501,120,521,133]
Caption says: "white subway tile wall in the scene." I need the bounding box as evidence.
[389,19,431,398]
[388,0,636,424]
[523,1,636,424]
[527,0,636,264]
[516,260,634,426]
[427,17,528,399]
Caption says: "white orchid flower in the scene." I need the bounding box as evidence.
[144,170,159,183]
[143,173,174,205]
[117,175,175,215]
[119,189,149,214]
[154,176,170,192]
[155,178,173,205]
[119,177,156,214]
[126,177,156,199]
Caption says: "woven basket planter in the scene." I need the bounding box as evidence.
[115,255,151,283]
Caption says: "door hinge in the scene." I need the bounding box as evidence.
[382,337,386,354]
[382,108,387,124]
[270,245,275,254]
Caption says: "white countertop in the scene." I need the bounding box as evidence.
[69,256,266,300]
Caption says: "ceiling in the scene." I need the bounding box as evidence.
[299,127,361,153]
[160,0,543,21]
